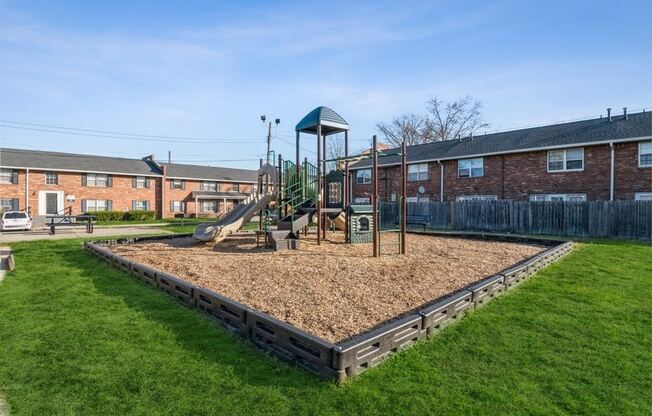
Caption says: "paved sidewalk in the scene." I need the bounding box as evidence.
[0,226,172,243]
[0,246,11,283]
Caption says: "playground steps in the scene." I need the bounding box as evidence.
[278,210,312,235]
[266,230,300,251]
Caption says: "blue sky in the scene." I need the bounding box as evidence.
[1,0,651,168]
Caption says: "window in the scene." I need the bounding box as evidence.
[458,158,484,177]
[408,163,428,181]
[133,176,149,189]
[170,201,185,212]
[547,148,584,172]
[45,172,58,185]
[232,183,240,192]
[83,199,111,212]
[200,200,217,213]
[0,198,19,211]
[529,194,586,202]
[131,200,149,211]
[170,179,184,190]
[357,217,370,231]
[85,173,109,187]
[406,196,430,203]
[201,181,217,191]
[635,192,652,201]
[356,169,371,184]
[0,169,16,184]
[639,141,652,167]
[456,195,498,201]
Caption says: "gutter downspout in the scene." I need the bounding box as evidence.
[25,168,29,215]
[609,142,615,201]
[437,161,444,202]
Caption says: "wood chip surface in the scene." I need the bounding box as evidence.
[109,233,543,343]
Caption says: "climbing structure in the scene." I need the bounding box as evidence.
[195,105,408,256]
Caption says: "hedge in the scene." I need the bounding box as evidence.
[85,210,156,222]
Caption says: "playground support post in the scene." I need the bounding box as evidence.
[317,124,322,245]
[401,141,407,255]
[372,135,378,257]
[322,131,327,239]
[344,130,349,243]
[278,153,283,222]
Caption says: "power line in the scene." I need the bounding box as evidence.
[0,124,262,144]
[0,119,258,143]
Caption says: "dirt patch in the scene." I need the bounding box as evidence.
[109,233,543,343]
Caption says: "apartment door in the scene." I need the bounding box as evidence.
[46,193,58,214]
[38,191,64,215]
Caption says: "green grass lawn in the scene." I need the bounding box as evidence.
[95,217,211,226]
[0,238,650,415]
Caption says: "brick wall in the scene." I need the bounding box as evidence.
[164,179,255,218]
[352,141,652,202]
[0,170,160,215]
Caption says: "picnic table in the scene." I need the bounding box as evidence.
[47,214,96,235]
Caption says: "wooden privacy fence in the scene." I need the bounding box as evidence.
[379,200,652,240]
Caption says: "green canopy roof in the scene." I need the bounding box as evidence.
[295,106,350,135]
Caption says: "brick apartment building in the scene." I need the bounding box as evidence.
[351,109,652,203]
[0,148,257,218]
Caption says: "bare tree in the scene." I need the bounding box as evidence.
[375,113,431,148]
[376,96,489,146]
[326,134,345,172]
[427,96,489,141]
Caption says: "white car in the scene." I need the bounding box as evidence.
[0,211,32,231]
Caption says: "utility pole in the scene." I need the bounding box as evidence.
[168,150,171,164]
[261,115,280,164]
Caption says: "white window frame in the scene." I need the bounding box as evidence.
[407,163,428,182]
[200,200,218,213]
[0,198,17,211]
[529,193,587,202]
[87,173,109,187]
[458,158,484,178]
[634,192,652,201]
[547,148,584,172]
[171,179,184,190]
[170,201,185,212]
[232,183,240,192]
[134,176,147,188]
[86,199,109,212]
[353,197,370,204]
[356,169,371,184]
[0,169,14,184]
[200,181,217,192]
[456,195,498,202]
[133,200,149,211]
[639,141,652,167]
[45,171,58,185]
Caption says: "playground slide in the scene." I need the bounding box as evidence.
[330,212,346,231]
[193,193,274,243]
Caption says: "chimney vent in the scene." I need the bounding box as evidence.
[623,107,628,120]
[607,108,612,121]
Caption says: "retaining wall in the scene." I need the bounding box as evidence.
[83,232,573,382]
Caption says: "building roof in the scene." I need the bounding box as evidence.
[351,110,652,169]
[295,106,350,135]
[0,147,160,175]
[163,162,258,183]
[0,147,259,182]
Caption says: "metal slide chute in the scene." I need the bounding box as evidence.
[193,193,274,242]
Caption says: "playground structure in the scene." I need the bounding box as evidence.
[193,106,409,257]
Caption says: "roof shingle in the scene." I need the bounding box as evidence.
[352,111,652,169]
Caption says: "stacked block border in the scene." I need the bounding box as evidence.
[83,232,572,382]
